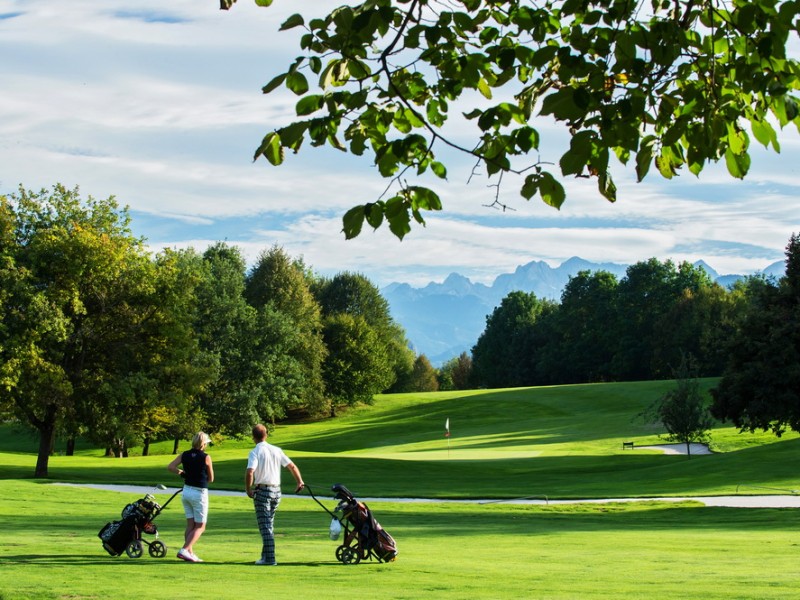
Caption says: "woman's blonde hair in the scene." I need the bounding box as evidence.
[192,431,210,450]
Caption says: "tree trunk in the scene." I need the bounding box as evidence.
[34,418,56,478]
[66,437,75,456]
[173,438,180,455]
[105,447,114,457]
[142,436,150,457]
[686,441,692,459]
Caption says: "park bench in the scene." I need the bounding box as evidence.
[622,441,634,450]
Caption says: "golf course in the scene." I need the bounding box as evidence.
[2,379,800,599]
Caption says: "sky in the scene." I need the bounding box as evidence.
[2,0,798,288]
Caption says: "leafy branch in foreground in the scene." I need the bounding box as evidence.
[222,0,800,239]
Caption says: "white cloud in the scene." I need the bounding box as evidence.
[2,0,798,290]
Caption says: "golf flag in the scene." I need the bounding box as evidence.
[445,418,450,438]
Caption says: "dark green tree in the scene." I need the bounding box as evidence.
[221,0,800,239]
[471,291,557,388]
[245,246,327,417]
[612,259,712,380]
[193,243,260,435]
[314,271,414,393]
[711,234,800,435]
[548,270,619,383]
[321,313,394,413]
[398,354,439,392]
[641,354,714,457]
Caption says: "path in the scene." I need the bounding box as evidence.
[54,483,800,508]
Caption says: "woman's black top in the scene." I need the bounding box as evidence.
[181,450,209,489]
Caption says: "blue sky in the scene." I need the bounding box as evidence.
[1,0,798,288]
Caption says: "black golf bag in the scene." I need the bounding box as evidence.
[98,489,181,558]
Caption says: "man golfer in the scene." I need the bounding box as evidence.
[245,424,305,566]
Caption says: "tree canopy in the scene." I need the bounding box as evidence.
[221,0,800,239]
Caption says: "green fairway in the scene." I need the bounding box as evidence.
[3,380,798,499]
[1,480,799,600]
[2,380,800,599]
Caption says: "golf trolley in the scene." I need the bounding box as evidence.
[98,486,182,558]
[307,483,397,565]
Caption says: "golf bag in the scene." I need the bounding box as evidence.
[308,483,398,564]
[98,489,181,558]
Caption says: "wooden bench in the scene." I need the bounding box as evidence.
[622,441,634,450]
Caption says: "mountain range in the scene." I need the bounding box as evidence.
[382,256,786,366]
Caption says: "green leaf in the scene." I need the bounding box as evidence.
[280,13,304,30]
[539,172,565,209]
[724,148,751,179]
[342,205,365,239]
[520,173,538,200]
[364,202,384,229]
[262,73,286,94]
[477,78,492,100]
[254,0,272,6]
[254,132,283,165]
[540,88,586,122]
[431,161,447,179]
[559,149,586,177]
[296,95,324,116]
[286,71,309,95]
[385,197,411,240]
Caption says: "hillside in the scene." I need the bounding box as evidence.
[5,380,798,500]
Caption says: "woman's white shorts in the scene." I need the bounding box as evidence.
[181,485,209,523]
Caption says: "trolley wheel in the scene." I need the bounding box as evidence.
[339,546,361,565]
[126,540,143,559]
[148,541,167,558]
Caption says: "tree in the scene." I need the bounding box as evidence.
[471,291,557,388]
[438,351,473,391]
[314,271,414,393]
[193,243,259,436]
[398,354,439,392]
[245,246,328,417]
[0,185,208,475]
[711,234,800,435]
[221,0,800,239]
[548,270,619,383]
[321,313,395,413]
[641,354,714,457]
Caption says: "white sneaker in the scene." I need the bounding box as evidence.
[177,548,198,562]
[255,558,277,566]
[191,552,203,563]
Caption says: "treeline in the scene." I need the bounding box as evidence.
[0,186,427,476]
[460,237,800,407]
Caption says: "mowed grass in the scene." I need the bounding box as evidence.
[1,479,799,600]
[2,380,800,599]
[3,379,798,499]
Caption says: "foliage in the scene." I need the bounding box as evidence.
[711,233,800,435]
[0,185,210,475]
[320,312,395,412]
[313,271,414,395]
[396,353,439,392]
[437,351,473,390]
[245,246,328,418]
[471,290,557,388]
[640,354,714,456]
[221,0,800,239]
[193,243,259,435]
